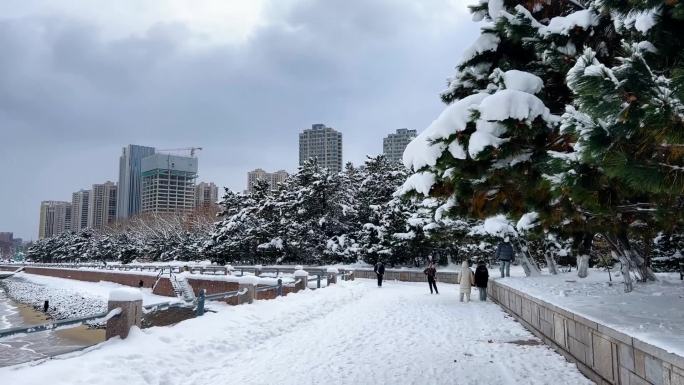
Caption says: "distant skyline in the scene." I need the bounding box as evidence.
[0,0,480,239]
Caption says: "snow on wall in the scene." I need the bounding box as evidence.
[109,288,143,302]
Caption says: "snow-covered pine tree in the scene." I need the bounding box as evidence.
[400,0,588,275]
[521,1,616,278]
[354,155,410,264]
[554,1,684,290]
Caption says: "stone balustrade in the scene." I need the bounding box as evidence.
[488,279,684,385]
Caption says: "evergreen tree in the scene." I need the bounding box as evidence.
[400,0,591,275]
[551,1,684,290]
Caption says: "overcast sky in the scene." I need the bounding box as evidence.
[0,0,479,240]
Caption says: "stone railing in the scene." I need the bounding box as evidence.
[487,280,684,385]
[352,268,459,284]
[0,265,315,302]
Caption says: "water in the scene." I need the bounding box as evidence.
[0,288,104,367]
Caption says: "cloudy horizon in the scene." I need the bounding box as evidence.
[0,0,479,240]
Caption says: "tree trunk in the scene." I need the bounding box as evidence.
[545,250,559,275]
[514,238,541,277]
[612,251,634,293]
[577,254,590,278]
[603,228,656,293]
[616,232,656,282]
[575,232,593,279]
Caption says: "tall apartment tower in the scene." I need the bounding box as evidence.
[195,182,219,209]
[141,154,198,215]
[246,169,289,193]
[383,128,417,164]
[71,189,90,232]
[299,124,343,173]
[0,232,13,258]
[88,181,118,230]
[38,201,72,239]
[117,144,155,219]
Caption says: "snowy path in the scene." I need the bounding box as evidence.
[1,280,592,385]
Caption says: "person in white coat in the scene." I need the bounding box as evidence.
[459,260,475,303]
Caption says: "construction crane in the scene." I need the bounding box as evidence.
[157,147,203,157]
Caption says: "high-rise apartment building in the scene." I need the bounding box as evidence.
[0,232,12,258]
[117,144,155,219]
[38,201,72,239]
[195,182,219,209]
[71,189,90,232]
[141,154,198,215]
[246,169,289,193]
[299,124,343,173]
[88,181,118,230]
[383,128,417,164]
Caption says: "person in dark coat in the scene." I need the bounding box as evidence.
[495,236,515,278]
[423,262,439,294]
[374,261,385,287]
[474,260,489,301]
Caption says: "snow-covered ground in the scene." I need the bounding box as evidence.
[497,267,684,357]
[1,280,592,385]
[1,273,177,319]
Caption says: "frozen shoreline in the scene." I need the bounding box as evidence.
[0,272,176,320]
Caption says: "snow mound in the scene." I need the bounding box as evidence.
[541,10,599,36]
[477,89,551,123]
[448,140,467,160]
[395,172,436,196]
[503,70,543,94]
[402,93,488,170]
[516,212,539,232]
[460,33,500,65]
[488,0,505,20]
[471,214,516,236]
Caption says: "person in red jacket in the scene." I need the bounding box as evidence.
[423,262,439,294]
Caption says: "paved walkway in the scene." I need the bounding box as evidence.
[2,280,593,385]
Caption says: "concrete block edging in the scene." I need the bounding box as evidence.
[487,280,684,385]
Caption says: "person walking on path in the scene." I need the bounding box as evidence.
[459,260,475,302]
[474,260,489,301]
[374,261,385,287]
[423,262,439,294]
[495,237,515,278]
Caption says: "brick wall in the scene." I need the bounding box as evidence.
[488,280,684,385]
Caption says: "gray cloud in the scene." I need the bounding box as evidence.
[0,0,479,239]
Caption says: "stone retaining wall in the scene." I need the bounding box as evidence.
[488,280,684,385]
[1,266,241,302]
[352,268,459,284]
